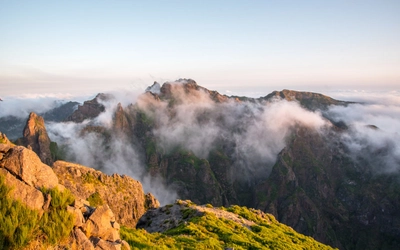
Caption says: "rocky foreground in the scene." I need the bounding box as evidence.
[0,132,137,249]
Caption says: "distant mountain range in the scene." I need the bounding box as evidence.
[1,79,399,249]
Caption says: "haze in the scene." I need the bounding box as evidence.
[1,1,399,98]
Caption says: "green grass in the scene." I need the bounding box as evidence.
[121,204,336,250]
[88,192,104,207]
[0,176,39,249]
[0,176,75,249]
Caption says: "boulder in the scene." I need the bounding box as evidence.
[84,204,120,242]
[1,146,58,189]
[0,132,13,156]
[91,238,121,250]
[0,168,44,210]
[67,205,85,228]
[73,228,95,250]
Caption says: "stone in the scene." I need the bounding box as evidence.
[121,240,130,250]
[42,193,52,210]
[67,205,85,228]
[74,197,91,209]
[1,146,59,189]
[92,238,121,250]
[84,204,120,242]
[0,168,44,211]
[73,228,95,250]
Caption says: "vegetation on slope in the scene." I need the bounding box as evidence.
[121,200,336,250]
[0,176,75,249]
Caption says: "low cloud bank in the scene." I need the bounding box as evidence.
[326,102,400,173]
[20,82,400,204]
[138,81,329,177]
[0,93,90,119]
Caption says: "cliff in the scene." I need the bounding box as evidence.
[0,132,159,249]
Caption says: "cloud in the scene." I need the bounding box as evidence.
[41,82,400,205]
[326,102,400,173]
[46,91,177,206]
[0,93,90,119]
[137,81,329,177]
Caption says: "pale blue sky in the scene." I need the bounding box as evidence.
[1,0,399,97]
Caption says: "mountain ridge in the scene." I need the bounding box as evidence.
[1,79,398,249]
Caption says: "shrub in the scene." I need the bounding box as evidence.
[39,187,75,245]
[88,192,104,207]
[0,176,75,249]
[0,175,40,249]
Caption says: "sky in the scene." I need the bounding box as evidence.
[0,0,399,98]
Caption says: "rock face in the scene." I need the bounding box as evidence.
[255,127,400,249]
[1,145,59,190]
[262,89,352,111]
[0,134,131,249]
[21,112,54,165]
[53,160,160,228]
[67,93,108,123]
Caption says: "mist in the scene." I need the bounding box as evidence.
[137,81,330,177]
[7,81,398,204]
[326,100,400,173]
[46,100,178,206]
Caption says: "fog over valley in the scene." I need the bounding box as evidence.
[1,80,399,203]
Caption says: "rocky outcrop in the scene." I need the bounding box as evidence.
[70,203,129,250]
[113,103,132,136]
[67,93,108,123]
[21,112,53,165]
[53,161,160,228]
[1,145,59,190]
[0,133,50,210]
[262,89,352,111]
[0,133,131,249]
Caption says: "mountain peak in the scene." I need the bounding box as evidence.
[22,112,53,165]
[262,89,352,110]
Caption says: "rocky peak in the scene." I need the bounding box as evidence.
[262,89,352,111]
[145,79,228,104]
[113,103,131,136]
[67,93,108,123]
[145,81,161,94]
[21,112,53,165]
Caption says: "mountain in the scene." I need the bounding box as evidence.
[0,132,332,249]
[67,93,108,123]
[1,79,399,249]
[17,112,54,165]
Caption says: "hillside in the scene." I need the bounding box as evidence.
[128,200,335,249]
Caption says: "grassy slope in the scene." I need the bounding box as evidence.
[121,201,336,250]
